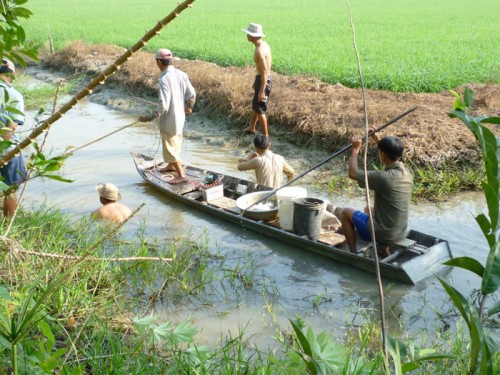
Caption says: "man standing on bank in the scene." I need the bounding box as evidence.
[0,58,27,217]
[138,49,196,184]
[241,23,272,137]
[337,131,413,256]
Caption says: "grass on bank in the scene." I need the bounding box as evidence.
[23,0,500,92]
[1,207,495,373]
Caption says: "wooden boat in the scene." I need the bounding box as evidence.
[132,151,453,284]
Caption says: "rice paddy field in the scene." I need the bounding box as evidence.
[23,0,500,92]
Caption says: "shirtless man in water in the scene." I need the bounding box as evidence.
[93,183,132,223]
[241,23,272,137]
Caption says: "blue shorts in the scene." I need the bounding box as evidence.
[0,154,27,186]
[352,210,372,242]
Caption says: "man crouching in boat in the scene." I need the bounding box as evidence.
[337,131,413,256]
[92,183,132,223]
[237,134,295,189]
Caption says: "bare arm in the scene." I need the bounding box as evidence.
[348,138,363,180]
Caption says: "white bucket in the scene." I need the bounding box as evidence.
[276,187,307,231]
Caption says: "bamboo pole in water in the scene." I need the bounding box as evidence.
[0,0,196,167]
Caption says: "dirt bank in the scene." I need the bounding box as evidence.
[39,41,500,170]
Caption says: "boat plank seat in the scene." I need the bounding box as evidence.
[319,232,346,246]
[208,196,241,214]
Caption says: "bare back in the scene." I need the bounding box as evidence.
[94,203,132,223]
[254,40,272,77]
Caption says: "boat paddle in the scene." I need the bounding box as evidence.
[240,106,418,215]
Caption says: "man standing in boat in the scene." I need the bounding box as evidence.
[241,23,272,137]
[237,134,295,189]
[337,131,413,256]
[138,49,196,184]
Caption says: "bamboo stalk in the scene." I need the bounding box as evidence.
[0,0,196,168]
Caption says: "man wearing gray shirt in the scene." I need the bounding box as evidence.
[139,49,196,184]
[337,131,413,256]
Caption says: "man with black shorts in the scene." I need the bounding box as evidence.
[242,23,272,137]
[0,58,27,217]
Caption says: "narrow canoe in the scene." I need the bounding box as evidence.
[132,151,453,284]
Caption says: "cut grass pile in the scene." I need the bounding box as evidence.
[23,0,500,92]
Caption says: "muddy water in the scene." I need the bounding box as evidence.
[23,98,487,347]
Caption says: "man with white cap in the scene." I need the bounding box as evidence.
[138,48,196,184]
[93,183,132,223]
[241,23,272,137]
[0,58,27,217]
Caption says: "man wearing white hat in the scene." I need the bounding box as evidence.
[242,23,273,137]
[138,48,196,184]
[0,58,27,217]
[93,183,132,223]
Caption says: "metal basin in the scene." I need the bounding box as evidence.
[235,191,278,221]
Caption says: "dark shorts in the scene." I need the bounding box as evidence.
[252,75,272,114]
[352,210,372,242]
[0,154,27,186]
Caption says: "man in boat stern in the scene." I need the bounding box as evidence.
[138,48,196,184]
[337,131,413,256]
[237,134,295,189]
[92,183,132,223]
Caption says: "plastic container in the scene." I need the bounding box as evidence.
[276,187,307,231]
[293,197,326,241]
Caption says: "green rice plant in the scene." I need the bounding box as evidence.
[23,0,500,92]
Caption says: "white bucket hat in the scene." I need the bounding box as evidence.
[242,23,265,38]
[96,183,122,201]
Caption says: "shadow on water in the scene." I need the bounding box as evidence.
[23,95,487,348]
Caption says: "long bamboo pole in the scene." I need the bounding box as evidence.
[0,0,196,168]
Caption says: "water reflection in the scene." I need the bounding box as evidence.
[23,97,488,347]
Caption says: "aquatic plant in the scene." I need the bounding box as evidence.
[440,88,500,374]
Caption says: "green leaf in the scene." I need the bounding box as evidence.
[481,117,500,125]
[42,175,73,183]
[437,278,471,327]
[443,256,485,278]
[463,87,474,108]
[38,320,55,352]
[481,241,500,295]
[290,319,313,357]
[172,321,197,343]
[486,300,500,317]
[153,321,172,343]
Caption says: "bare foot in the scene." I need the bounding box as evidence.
[377,246,391,258]
[168,176,188,185]
[157,167,176,173]
[241,127,256,134]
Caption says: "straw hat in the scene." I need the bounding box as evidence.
[242,23,265,38]
[96,183,122,201]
